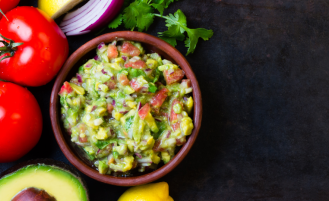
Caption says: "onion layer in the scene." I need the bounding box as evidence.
[60,0,124,36]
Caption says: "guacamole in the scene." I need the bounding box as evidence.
[59,40,194,175]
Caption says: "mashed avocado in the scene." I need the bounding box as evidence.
[59,40,194,175]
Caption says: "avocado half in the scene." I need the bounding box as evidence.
[0,159,89,201]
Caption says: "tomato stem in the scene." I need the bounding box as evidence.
[0,34,23,62]
[0,9,8,21]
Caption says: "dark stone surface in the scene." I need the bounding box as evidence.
[2,0,329,200]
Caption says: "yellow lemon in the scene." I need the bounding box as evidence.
[118,182,174,201]
[38,0,83,19]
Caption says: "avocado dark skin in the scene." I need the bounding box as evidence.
[12,188,56,201]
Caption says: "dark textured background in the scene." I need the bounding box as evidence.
[2,0,329,200]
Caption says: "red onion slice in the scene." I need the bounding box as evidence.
[60,0,124,36]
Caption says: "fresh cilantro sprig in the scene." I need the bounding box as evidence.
[108,0,213,55]
[155,9,214,55]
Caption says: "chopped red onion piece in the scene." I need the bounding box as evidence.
[155,118,162,122]
[94,55,99,61]
[183,96,188,101]
[98,42,105,49]
[97,149,101,154]
[111,76,115,80]
[122,56,127,61]
[137,102,142,110]
[112,100,116,106]
[123,100,127,107]
[135,153,142,159]
[166,131,171,138]
[120,111,128,114]
[145,68,152,72]
[91,105,97,112]
[85,63,92,68]
[101,69,107,74]
[76,74,82,83]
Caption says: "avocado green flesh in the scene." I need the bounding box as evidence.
[0,164,88,201]
[59,40,195,174]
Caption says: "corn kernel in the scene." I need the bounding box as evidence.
[113,111,123,121]
[96,127,108,140]
[126,101,137,108]
[181,117,194,136]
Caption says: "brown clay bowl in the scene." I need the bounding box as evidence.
[50,31,202,186]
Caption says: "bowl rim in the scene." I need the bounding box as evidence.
[50,31,202,186]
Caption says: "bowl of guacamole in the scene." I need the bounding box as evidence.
[50,31,202,186]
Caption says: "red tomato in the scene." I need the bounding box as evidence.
[164,69,185,85]
[107,45,118,60]
[121,41,140,56]
[118,74,129,86]
[107,103,114,113]
[0,7,69,86]
[181,79,191,88]
[138,103,151,120]
[0,81,42,163]
[150,88,169,108]
[0,0,20,20]
[58,81,73,95]
[124,60,146,69]
[130,78,143,92]
[105,80,116,89]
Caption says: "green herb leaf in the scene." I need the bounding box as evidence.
[108,14,123,29]
[155,9,213,55]
[151,3,165,15]
[83,149,95,160]
[95,141,111,150]
[152,121,168,139]
[152,68,161,83]
[148,83,158,93]
[123,1,154,31]
[125,116,134,131]
[185,28,214,55]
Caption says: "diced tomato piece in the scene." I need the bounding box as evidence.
[59,81,73,95]
[105,80,116,89]
[121,41,141,57]
[107,103,114,113]
[153,140,165,152]
[107,45,118,59]
[124,60,146,69]
[118,74,129,86]
[130,78,143,92]
[170,99,183,123]
[164,69,185,85]
[172,122,180,131]
[150,88,169,108]
[181,79,191,88]
[79,135,88,143]
[138,103,151,120]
